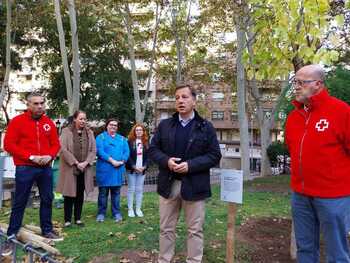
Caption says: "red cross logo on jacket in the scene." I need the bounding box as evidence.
[315,119,329,132]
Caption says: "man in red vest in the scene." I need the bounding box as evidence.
[285,65,350,262]
[2,92,61,257]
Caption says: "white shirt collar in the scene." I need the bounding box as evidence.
[178,111,195,127]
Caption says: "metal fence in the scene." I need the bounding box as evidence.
[122,165,221,186]
[123,167,159,186]
[0,231,59,263]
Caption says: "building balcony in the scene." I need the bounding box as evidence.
[211,120,240,129]
[156,100,175,110]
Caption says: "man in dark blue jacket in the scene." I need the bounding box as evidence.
[149,84,222,263]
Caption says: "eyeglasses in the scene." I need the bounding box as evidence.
[108,123,118,127]
[291,79,320,87]
[33,102,45,105]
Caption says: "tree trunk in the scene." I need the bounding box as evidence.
[0,0,12,110]
[260,120,272,176]
[2,105,10,124]
[122,2,162,123]
[67,0,80,113]
[123,3,142,123]
[234,4,250,179]
[140,2,162,122]
[53,0,74,114]
[171,0,192,85]
[2,90,12,124]
[171,5,183,85]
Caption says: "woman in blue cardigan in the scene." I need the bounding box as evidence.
[95,118,129,222]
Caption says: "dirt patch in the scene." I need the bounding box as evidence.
[88,217,330,263]
[117,250,187,263]
[237,217,326,263]
[88,253,119,263]
[119,250,158,263]
[237,217,295,262]
[246,183,290,194]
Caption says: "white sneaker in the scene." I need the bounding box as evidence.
[128,209,135,217]
[135,208,144,217]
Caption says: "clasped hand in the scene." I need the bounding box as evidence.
[109,157,124,168]
[76,161,88,172]
[31,155,52,166]
[167,157,188,174]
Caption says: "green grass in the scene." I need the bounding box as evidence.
[0,175,291,262]
[245,174,291,188]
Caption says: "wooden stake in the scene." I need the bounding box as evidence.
[24,224,42,235]
[0,224,60,255]
[290,220,297,259]
[226,202,236,263]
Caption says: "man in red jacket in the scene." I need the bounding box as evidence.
[2,92,61,256]
[285,65,350,262]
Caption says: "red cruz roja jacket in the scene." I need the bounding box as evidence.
[285,89,350,198]
[4,111,60,166]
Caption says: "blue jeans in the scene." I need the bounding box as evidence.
[97,186,121,217]
[7,166,54,236]
[127,173,145,210]
[291,192,350,263]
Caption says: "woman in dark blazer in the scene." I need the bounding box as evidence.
[126,124,149,217]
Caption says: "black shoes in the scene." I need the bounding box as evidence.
[43,231,63,241]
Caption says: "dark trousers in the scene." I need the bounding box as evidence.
[64,172,85,222]
[7,166,53,236]
[97,186,121,217]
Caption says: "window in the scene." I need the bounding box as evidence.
[212,111,224,120]
[264,109,272,119]
[212,92,224,101]
[160,112,169,120]
[212,73,221,82]
[197,93,206,100]
[26,57,33,67]
[231,112,238,120]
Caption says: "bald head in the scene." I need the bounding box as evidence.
[296,64,325,82]
[293,64,325,104]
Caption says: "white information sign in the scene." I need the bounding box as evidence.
[220,169,243,204]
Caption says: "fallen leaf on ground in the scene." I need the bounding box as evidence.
[138,250,150,258]
[128,233,136,240]
[114,232,123,237]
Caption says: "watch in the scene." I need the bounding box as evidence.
[29,155,35,161]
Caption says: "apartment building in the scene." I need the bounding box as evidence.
[154,76,283,170]
[4,48,49,120]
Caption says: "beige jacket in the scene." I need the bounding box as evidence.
[56,126,96,197]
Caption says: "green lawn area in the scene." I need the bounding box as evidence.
[0,175,292,263]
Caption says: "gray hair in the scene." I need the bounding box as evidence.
[312,65,326,81]
[26,92,44,101]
